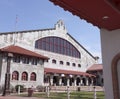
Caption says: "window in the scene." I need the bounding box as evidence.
[21,72,28,81]
[22,56,29,64]
[13,55,21,63]
[4,35,7,42]
[10,34,13,42]
[19,33,23,40]
[72,63,76,67]
[60,61,64,65]
[31,58,37,65]
[12,71,19,80]
[66,62,70,66]
[30,72,36,81]
[52,59,56,64]
[35,37,81,58]
[78,64,81,68]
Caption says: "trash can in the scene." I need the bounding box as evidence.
[78,87,81,91]
[28,88,33,97]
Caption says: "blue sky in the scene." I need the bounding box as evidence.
[0,0,102,62]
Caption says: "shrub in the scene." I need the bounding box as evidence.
[36,85,45,92]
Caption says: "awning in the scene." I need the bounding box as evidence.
[44,68,95,77]
[50,0,120,30]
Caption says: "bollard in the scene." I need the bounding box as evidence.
[67,86,70,99]
[18,85,20,95]
[93,86,97,99]
[89,84,92,91]
[46,86,50,97]
[46,86,50,98]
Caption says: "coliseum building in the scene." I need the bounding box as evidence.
[0,20,100,90]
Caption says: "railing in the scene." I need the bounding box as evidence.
[49,86,104,92]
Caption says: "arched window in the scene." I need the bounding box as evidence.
[52,59,56,64]
[21,72,28,81]
[30,72,36,81]
[35,37,81,58]
[66,62,70,66]
[72,63,76,67]
[78,64,81,68]
[60,61,64,65]
[12,71,19,80]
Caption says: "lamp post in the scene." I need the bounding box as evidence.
[2,53,13,96]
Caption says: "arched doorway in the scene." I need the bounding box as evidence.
[93,77,97,86]
[82,78,86,86]
[76,77,80,86]
[53,76,59,86]
[53,76,57,85]
[62,77,67,86]
[111,53,120,99]
[88,77,91,86]
[69,78,74,86]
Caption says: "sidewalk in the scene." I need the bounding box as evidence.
[0,95,45,99]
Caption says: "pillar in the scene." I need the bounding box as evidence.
[74,77,77,86]
[86,78,89,86]
[91,78,94,86]
[67,78,70,86]
[80,78,83,86]
[59,77,62,86]
[50,76,53,86]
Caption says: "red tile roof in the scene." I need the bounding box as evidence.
[87,64,103,71]
[0,45,49,60]
[45,68,95,77]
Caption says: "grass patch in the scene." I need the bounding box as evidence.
[18,91,105,99]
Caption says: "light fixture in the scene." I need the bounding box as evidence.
[102,16,109,20]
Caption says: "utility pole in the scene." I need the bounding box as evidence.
[2,53,13,96]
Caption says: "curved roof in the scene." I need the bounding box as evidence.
[0,45,49,60]
[50,0,120,30]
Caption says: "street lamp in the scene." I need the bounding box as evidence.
[2,53,13,96]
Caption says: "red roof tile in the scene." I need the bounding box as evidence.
[0,45,49,60]
[45,68,95,77]
[87,64,103,71]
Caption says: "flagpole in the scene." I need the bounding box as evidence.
[13,15,18,45]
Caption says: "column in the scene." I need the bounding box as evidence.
[86,78,89,86]
[59,77,62,86]
[80,78,83,86]
[91,78,94,86]
[50,76,53,86]
[74,77,77,86]
[67,78,70,86]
